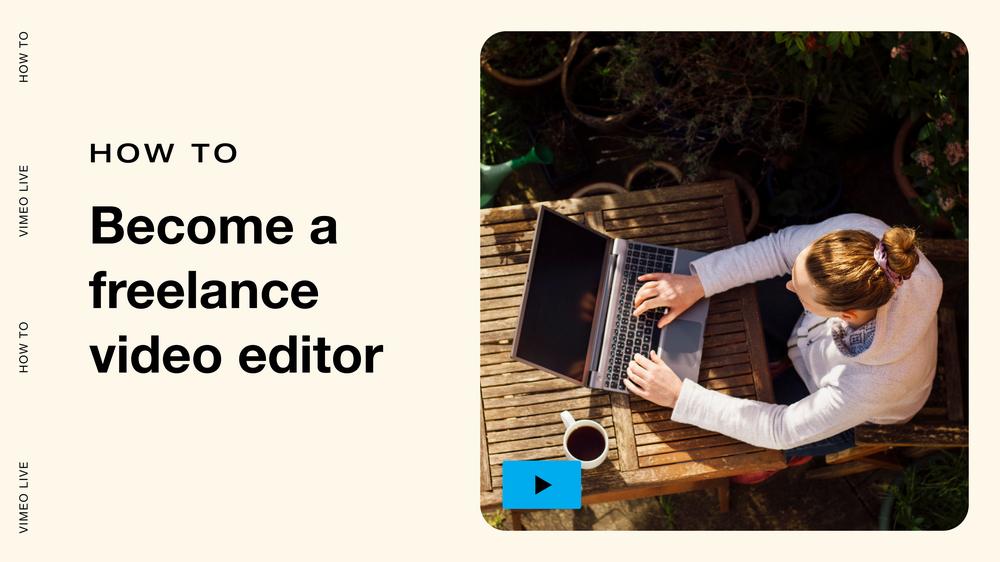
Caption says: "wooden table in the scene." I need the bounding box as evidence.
[480,180,786,511]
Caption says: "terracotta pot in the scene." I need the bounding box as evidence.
[572,182,627,198]
[892,117,920,200]
[714,170,761,236]
[624,160,684,190]
[561,42,642,132]
[481,33,580,89]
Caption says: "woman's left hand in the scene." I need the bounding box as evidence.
[624,350,683,408]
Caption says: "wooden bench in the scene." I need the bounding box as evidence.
[806,239,968,479]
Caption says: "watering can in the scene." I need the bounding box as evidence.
[480,146,554,208]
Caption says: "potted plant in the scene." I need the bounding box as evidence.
[883,32,968,238]
[578,33,808,181]
[481,32,577,89]
[879,450,968,530]
[561,33,646,132]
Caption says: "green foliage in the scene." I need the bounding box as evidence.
[483,509,507,529]
[482,32,567,79]
[885,32,968,238]
[886,451,968,530]
[480,74,528,165]
[774,32,872,69]
[657,496,676,530]
[588,32,807,180]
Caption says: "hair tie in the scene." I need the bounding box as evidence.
[874,241,903,288]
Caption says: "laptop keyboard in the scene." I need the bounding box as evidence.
[604,243,675,392]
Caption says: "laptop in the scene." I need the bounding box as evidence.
[512,207,710,394]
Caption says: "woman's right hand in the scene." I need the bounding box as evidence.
[632,273,706,328]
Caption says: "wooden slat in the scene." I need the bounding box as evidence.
[637,434,737,456]
[482,386,596,409]
[480,376,579,398]
[480,262,529,278]
[602,206,725,230]
[601,197,725,221]
[854,422,969,447]
[701,340,749,359]
[480,252,530,269]
[634,423,711,441]
[480,343,512,355]
[825,445,892,465]
[480,329,514,344]
[485,405,614,431]
[480,295,522,311]
[479,316,518,333]
[610,392,638,471]
[480,404,492,492]
[479,360,534,376]
[479,285,523,300]
[702,331,747,349]
[487,416,615,444]
[937,307,965,422]
[480,273,526,290]
[480,369,553,387]
[479,351,512,366]
[639,442,761,468]
[605,216,729,240]
[483,394,610,421]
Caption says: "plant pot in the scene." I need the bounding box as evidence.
[481,32,579,89]
[572,182,627,198]
[624,160,684,191]
[892,117,952,231]
[561,42,642,132]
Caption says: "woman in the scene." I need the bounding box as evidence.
[625,213,943,482]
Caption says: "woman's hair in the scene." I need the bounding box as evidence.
[804,227,920,311]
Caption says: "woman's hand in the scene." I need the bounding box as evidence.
[632,273,706,328]
[624,350,683,408]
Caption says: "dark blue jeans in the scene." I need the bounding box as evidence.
[758,275,856,460]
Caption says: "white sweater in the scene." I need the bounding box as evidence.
[671,214,943,450]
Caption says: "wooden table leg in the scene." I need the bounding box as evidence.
[510,510,525,531]
[716,478,731,513]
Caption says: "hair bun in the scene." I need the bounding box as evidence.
[881,226,919,280]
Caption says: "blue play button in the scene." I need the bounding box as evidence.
[502,460,581,509]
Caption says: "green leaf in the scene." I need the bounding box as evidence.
[774,31,786,42]
[795,37,805,52]
[804,52,813,68]
[843,40,855,57]
[850,32,861,46]
[826,31,842,47]
[918,122,936,141]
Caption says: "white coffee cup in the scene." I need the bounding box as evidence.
[560,410,609,469]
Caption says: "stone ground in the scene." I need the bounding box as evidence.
[486,464,897,531]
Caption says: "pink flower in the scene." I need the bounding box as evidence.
[952,43,968,57]
[945,142,966,165]
[891,43,911,60]
[938,192,956,212]
[915,150,935,173]
[935,113,954,129]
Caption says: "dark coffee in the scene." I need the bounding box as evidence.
[566,425,606,461]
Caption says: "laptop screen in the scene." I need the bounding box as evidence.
[515,209,608,382]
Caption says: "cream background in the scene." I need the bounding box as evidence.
[0,1,993,560]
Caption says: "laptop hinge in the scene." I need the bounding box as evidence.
[588,239,625,385]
